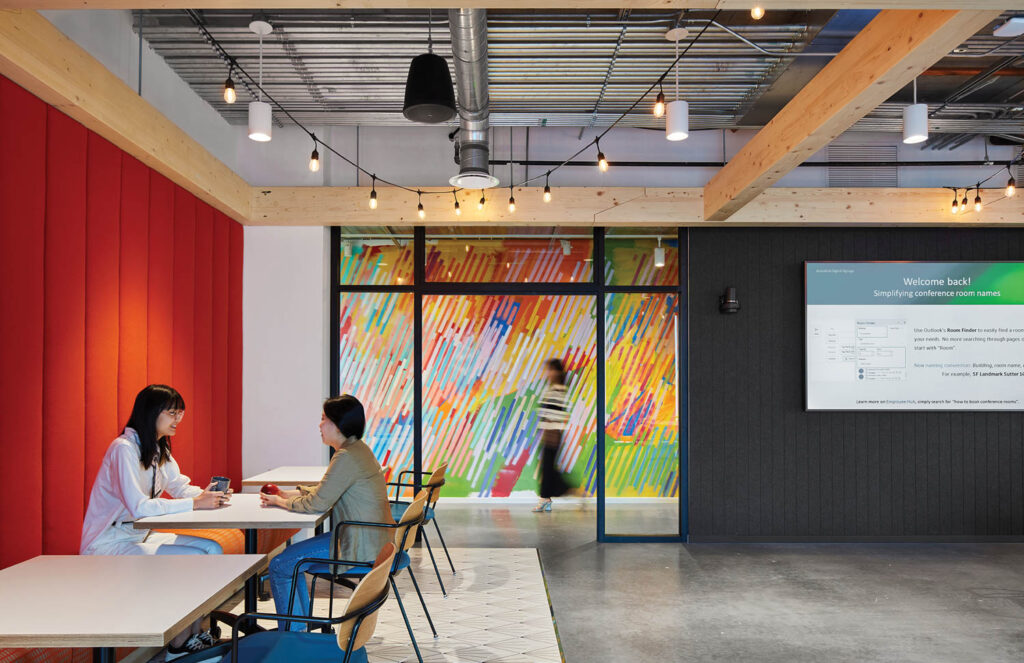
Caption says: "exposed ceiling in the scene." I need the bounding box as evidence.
[138,9,1024,144]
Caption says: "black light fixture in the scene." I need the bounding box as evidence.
[719,287,740,314]
[402,9,456,124]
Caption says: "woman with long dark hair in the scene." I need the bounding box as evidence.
[81,384,229,556]
[260,394,392,630]
[534,358,574,512]
[80,385,230,657]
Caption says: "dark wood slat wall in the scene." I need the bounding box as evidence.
[688,228,1024,540]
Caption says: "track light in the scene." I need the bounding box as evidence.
[247,19,273,142]
[596,140,608,172]
[902,78,927,144]
[960,194,968,214]
[343,241,353,258]
[369,176,378,210]
[543,173,552,203]
[974,187,982,212]
[653,87,666,118]
[478,190,486,210]
[1007,170,1016,197]
[751,5,765,20]
[951,190,958,215]
[508,187,516,213]
[308,135,320,173]
[560,240,571,256]
[417,190,425,220]
[654,236,665,268]
[223,73,236,104]
[453,190,461,216]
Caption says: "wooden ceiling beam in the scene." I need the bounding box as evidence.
[0,9,250,221]
[249,186,1024,227]
[702,9,1002,223]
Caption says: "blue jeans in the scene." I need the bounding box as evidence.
[268,532,331,631]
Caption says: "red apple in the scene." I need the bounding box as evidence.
[261,483,280,495]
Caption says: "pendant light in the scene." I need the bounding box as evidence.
[902,78,927,145]
[543,172,552,203]
[653,85,666,118]
[508,186,516,213]
[417,190,426,220]
[654,236,666,268]
[1006,167,1016,197]
[959,193,968,214]
[974,185,982,212]
[308,134,320,172]
[665,28,689,142]
[248,19,273,142]
[402,9,456,124]
[453,190,461,216]
[596,139,609,172]
[950,189,959,215]
[369,176,378,209]
[478,190,486,210]
[223,63,237,104]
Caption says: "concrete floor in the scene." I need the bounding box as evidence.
[432,502,1024,663]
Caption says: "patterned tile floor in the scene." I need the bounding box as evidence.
[236,547,562,663]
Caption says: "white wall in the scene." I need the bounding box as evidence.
[242,226,331,478]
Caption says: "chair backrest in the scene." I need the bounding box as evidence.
[394,490,429,553]
[424,462,448,506]
[336,542,396,652]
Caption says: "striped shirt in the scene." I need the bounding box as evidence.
[537,384,570,431]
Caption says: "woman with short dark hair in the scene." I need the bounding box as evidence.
[534,358,574,512]
[261,394,392,629]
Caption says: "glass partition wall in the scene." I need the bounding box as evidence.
[331,226,686,541]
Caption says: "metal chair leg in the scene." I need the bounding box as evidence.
[406,567,438,638]
[421,528,447,597]
[432,517,456,575]
[390,576,424,663]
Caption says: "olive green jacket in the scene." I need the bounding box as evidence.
[285,439,393,563]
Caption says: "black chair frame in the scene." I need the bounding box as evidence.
[301,511,437,663]
[389,469,457,593]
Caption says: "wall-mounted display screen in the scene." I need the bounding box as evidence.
[805,261,1024,411]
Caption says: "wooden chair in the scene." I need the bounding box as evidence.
[388,462,456,596]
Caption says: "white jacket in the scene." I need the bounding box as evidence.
[80,428,202,554]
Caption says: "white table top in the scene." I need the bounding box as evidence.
[134,493,328,530]
[0,554,264,648]
[241,465,328,487]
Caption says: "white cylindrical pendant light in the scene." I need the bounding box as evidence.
[666,100,689,141]
[902,103,927,144]
[248,101,272,142]
[654,246,666,268]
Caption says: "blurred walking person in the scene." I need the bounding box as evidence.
[534,358,574,512]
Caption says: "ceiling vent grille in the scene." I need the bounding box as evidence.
[827,144,899,187]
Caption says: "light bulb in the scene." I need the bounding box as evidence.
[1007,176,1016,197]
[369,190,377,209]
[308,148,320,172]
[223,77,236,104]
[508,196,516,213]
[974,192,982,212]
[960,196,967,214]
[951,195,958,214]
[417,202,425,220]
[478,195,485,210]
[653,91,666,118]
[597,151,608,172]
[543,184,552,203]
[751,6,765,20]
[454,201,461,216]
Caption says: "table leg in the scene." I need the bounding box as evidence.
[314,521,324,536]
[245,528,258,613]
[93,647,114,663]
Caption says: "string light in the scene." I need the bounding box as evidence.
[417,190,425,219]
[543,173,552,203]
[223,67,236,104]
[751,6,765,20]
[596,139,608,172]
[453,190,461,216]
[508,186,516,213]
[653,86,666,118]
[478,190,486,210]
[950,189,958,215]
[308,134,320,173]
[369,176,378,209]
[1007,168,1016,197]
[959,193,968,214]
[974,186,982,213]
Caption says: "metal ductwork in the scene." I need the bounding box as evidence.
[448,9,499,189]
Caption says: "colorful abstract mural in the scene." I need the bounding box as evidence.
[339,238,414,285]
[604,293,680,498]
[425,236,594,283]
[604,236,680,286]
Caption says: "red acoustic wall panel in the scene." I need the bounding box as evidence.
[147,172,175,385]
[0,77,47,568]
[193,202,214,484]
[42,108,88,555]
[0,75,243,568]
[172,190,196,478]
[227,221,244,487]
[118,156,150,426]
[84,133,122,503]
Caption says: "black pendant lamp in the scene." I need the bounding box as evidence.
[403,10,456,124]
